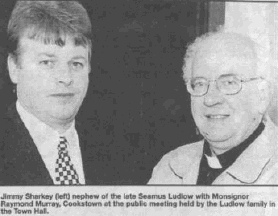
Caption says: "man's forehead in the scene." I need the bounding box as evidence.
[19,33,88,54]
[18,27,88,49]
[192,35,257,78]
[196,35,256,60]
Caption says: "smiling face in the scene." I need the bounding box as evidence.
[8,33,90,132]
[190,35,266,155]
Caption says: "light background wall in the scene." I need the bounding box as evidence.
[223,1,278,124]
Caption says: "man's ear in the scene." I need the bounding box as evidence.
[257,79,272,114]
[7,54,20,84]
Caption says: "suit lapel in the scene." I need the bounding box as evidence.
[168,141,204,184]
[76,118,110,185]
[75,120,94,185]
[3,104,53,185]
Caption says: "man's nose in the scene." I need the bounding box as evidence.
[56,66,73,86]
[203,82,225,107]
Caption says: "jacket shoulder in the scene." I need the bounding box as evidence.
[0,113,16,143]
[148,141,203,184]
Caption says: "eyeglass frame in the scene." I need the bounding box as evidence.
[186,74,264,97]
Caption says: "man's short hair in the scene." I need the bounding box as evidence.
[7,1,92,62]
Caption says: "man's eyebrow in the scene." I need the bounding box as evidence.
[37,53,56,58]
[71,55,88,62]
[220,73,238,77]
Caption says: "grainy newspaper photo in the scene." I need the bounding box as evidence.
[0,0,277,215]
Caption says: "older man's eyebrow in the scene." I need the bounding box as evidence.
[220,73,238,77]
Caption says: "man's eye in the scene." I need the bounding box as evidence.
[71,62,84,69]
[194,82,205,87]
[39,60,54,67]
[222,79,238,86]
[192,80,206,89]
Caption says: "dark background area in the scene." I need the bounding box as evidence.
[0,0,208,184]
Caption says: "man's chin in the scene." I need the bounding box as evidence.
[49,110,77,123]
[202,131,232,143]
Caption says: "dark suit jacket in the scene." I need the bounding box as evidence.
[0,103,106,185]
[0,103,163,185]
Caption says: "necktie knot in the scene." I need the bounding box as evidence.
[58,136,68,153]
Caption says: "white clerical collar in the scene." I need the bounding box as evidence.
[205,154,222,169]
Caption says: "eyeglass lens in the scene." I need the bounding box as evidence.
[188,75,242,96]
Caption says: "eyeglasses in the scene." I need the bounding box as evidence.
[186,74,263,97]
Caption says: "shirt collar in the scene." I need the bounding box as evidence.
[203,122,265,170]
[16,101,76,156]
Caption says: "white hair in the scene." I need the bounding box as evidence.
[182,28,275,84]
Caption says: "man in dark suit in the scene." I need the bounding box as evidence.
[0,1,95,185]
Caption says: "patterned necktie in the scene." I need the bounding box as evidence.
[55,136,80,185]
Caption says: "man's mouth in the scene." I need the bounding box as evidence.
[205,114,230,119]
[50,93,75,97]
[49,93,75,99]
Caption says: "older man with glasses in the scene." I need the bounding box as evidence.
[148,29,278,185]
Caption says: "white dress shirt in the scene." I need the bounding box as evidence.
[16,101,85,184]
